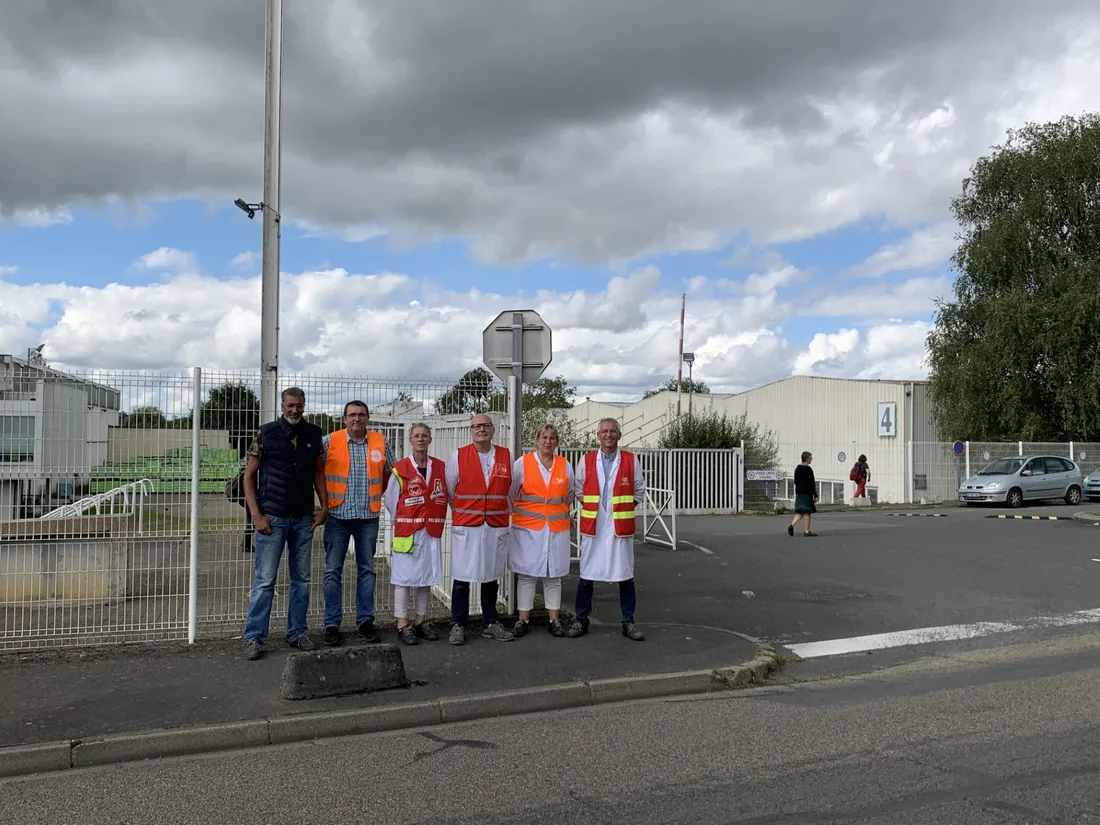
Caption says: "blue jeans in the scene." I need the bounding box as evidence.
[322,517,379,628]
[242,515,313,644]
[575,578,636,626]
[451,580,499,627]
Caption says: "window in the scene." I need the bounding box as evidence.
[1025,458,1047,476]
[0,415,35,462]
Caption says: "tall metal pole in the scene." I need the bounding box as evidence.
[675,293,685,418]
[259,0,283,425]
[505,311,525,616]
[188,367,202,644]
[688,360,694,416]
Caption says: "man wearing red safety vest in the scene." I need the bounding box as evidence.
[445,413,515,645]
[568,417,646,641]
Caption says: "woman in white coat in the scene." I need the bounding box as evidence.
[508,424,575,638]
[385,423,445,646]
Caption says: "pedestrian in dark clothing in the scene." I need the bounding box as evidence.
[240,387,328,661]
[788,451,818,537]
[851,454,870,501]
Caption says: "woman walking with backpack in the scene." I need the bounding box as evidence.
[850,454,870,502]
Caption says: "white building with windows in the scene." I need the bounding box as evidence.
[566,376,941,505]
[0,355,121,520]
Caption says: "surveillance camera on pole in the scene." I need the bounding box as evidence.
[234,198,262,220]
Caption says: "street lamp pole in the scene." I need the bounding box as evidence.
[683,352,695,416]
[259,0,283,424]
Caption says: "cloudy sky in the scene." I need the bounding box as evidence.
[1,0,1098,404]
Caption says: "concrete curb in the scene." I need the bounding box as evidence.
[0,645,783,779]
[986,513,1076,521]
[1072,511,1100,526]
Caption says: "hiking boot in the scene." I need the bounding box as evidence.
[324,626,341,646]
[482,621,515,642]
[242,641,263,661]
[449,624,466,646]
[358,621,380,643]
[548,619,566,638]
[397,625,419,646]
[567,621,589,638]
[622,622,645,642]
[512,619,530,638]
[289,634,315,651]
[413,622,439,642]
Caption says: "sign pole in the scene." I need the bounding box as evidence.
[505,311,525,616]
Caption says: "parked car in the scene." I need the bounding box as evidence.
[958,455,1083,508]
[1085,470,1100,502]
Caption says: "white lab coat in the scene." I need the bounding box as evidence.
[575,450,646,583]
[384,460,444,588]
[446,446,511,583]
[508,454,575,579]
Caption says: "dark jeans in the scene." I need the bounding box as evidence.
[242,515,313,644]
[575,578,636,626]
[451,580,499,627]
[322,517,379,628]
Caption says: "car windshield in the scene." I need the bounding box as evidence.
[979,458,1023,475]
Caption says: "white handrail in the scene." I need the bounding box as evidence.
[39,478,154,533]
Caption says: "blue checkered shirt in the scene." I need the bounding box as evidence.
[321,432,395,520]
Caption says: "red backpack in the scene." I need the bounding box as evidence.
[849,463,862,482]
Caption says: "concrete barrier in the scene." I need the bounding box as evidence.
[280,643,408,700]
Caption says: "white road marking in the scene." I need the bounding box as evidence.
[680,540,713,555]
[786,607,1100,659]
[1093,559,1100,563]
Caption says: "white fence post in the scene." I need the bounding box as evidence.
[738,440,745,513]
[964,441,970,480]
[188,366,201,645]
[907,439,914,503]
[1070,441,1075,461]
[1018,441,1023,456]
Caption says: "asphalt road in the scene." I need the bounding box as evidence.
[671,506,1100,655]
[4,630,1099,824]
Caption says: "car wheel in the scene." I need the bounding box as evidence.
[1007,488,1024,508]
[1066,486,1082,506]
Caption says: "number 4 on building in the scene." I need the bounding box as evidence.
[877,402,896,438]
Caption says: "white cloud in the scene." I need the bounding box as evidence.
[0,265,17,276]
[851,223,958,277]
[0,263,940,402]
[7,207,73,228]
[230,251,259,269]
[133,246,198,272]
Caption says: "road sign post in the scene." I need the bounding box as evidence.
[483,309,552,615]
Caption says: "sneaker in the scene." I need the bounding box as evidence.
[482,621,515,642]
[397,625,419,646]
[622,622,645,642]
[413,622,439,642]
[787,524,794,537]
[548,619,566,638]
[358,621,380,643]
[324,626,341,646]
[513,619,530,638]
[566,621,589,638]
[804,531,818,538]
[289,634,315,651]
[449,624,466,646]
[242,641,263,661]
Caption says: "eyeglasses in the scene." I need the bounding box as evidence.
[471,423,493,430]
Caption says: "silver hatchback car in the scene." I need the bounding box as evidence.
[958,454,1084,508]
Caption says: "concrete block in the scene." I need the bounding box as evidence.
[268,701,441,744]
[440,682,592,723]
[280,643,407,701]
[0,740,72,778]
[71,720,270,768]
[588,670,722,704]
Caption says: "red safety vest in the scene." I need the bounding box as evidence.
[391,457,449,553]
[578,450,637,537]
[451,444,512,528]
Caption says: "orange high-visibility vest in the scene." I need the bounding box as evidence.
[324,429,386,512]
[512,452,571,532]
[451,444,511,528]
[391,456,448,553]
[578,450,636,537]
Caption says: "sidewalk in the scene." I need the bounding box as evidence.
[2,538,765,751]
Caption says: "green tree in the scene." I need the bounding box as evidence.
[305,412,339,434]
[927,113,1100,440]
[200,382,260,456]
[658,408,778,469]
[120,405,168,428]
[434,367,505,415]
[644,377,711,398]
[523,375,576,409]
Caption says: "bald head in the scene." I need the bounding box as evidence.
[470,413,495,452]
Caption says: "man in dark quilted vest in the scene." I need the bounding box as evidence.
[241,387,327,660]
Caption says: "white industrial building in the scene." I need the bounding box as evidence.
[0,354,121,520]
[566,376,943,505]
